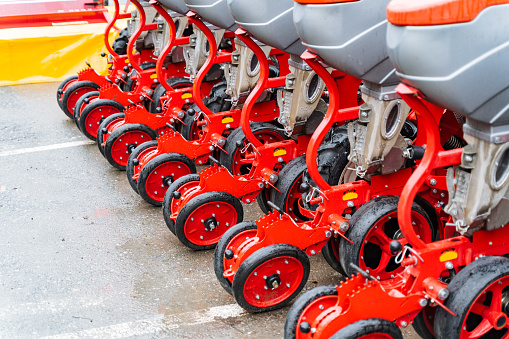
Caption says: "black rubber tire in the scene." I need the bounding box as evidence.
[414,194,440,241]
[78,99,125,140]
[103,123,158,170]
[269,129,349,220]
[112,28,129,55]
[412,307,436,339]
[179,106,200,141]
[435,256,509,339]
[322,237,347,276]
[62,80,101,119]
[268,155,308,219]
[232,244,310,313]
[339,195,433,278]
[284,285,338,339]
[213,221,257,295]
[147,77,193,113]
[203,81,231,113]
[174,191,244,251]
[219,122,287,174]
[162,173,201,234]
[126,140,158,194]
[298,127,350,212]
[74,91,99,128]
[57,75,78,111]
[137,153,196,206]
[96,113,125,156]
[123,62,156,93]
[256,188,271,215]
[330,318,403,339]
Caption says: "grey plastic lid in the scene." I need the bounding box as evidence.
[387,4,509,141]
[157,0,190,15]
[293,0,397,86]
[227,0,304,55]
[184,0,238,31]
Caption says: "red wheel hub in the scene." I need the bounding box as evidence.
[242,256,304,307]
[66,86,96,115]
[462,277,509,337]
[84,106,121,138]
[285,174,309,221]
[232,131,285,176]
[170,181,200,215]
[143,161,192,202]
[59,79,77,103]
[131,147,159,183]
[223,229,258,280]
[359,211,432,280]
[183,201,239,246]
[100,118,124,148]
[296,294,338,339]
[77,96,99,119]
[110,131,152,167]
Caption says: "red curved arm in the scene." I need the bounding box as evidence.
[151,1,177,91]
[300,52,341,190]
[186,12,219,116]
[397,84,462,249]
[104,0,122,58]
[234,29,270,148]
[127,0,146,74]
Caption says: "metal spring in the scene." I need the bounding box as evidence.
[443,135,466,150]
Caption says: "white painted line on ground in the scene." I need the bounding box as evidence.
[0,140,95,157]
[41,304,246,339]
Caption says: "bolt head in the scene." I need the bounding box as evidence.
[339,222,349,232]
[299,322,311,334]
[419,298,428,307]
[438,288,449,300]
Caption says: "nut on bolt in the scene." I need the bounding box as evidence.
[339,222,349,232]
[269,174,278,184]
[438,288,449,300]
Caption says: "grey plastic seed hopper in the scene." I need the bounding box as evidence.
[387,5,509,142]
[227,0,305,55]
[157,0,190,15]
[184,0,238,31]
[293,0,397,87]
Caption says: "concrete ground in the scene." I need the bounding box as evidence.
[0,83,421,338]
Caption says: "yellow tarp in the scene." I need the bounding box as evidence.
[0,7,130,87]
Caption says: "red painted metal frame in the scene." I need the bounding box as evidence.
[215,55,459,311]
[98,0,195,149]
[168,49,360,251]
[288,84,509,339]
[128,11,241,184]
[129,15,286,185]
